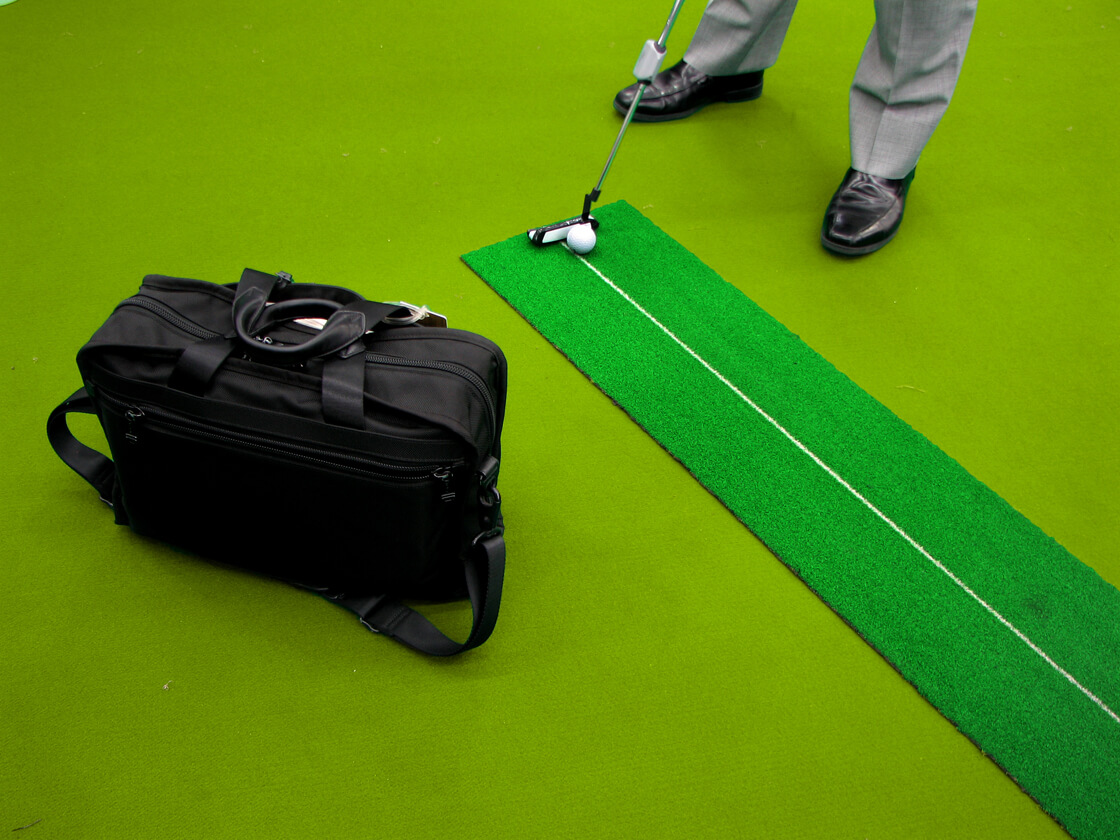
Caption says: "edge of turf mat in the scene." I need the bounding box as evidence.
[463,201,1120,840]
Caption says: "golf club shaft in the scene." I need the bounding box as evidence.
[589,0,687,200]
[591,81,647,198]
[656,0,687,47]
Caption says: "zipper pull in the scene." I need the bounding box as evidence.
[124,407,145,443]
[433,467,456,503]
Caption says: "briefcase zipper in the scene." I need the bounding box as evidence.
[107,397,463,492]
[116,296,499,451]
[116,297,221,340]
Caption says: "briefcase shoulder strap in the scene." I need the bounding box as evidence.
[331,532,505,656]
[47,388,119,510]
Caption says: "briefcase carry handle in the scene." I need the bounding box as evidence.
[232,268,402,364]
[47,388,505,656]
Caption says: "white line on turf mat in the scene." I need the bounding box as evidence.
[575,253,1120,727]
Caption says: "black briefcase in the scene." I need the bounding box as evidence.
[47,268,507,655]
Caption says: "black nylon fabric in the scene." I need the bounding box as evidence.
[49,269,508,655]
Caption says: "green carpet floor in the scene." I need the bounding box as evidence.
[3,0,1116,837]
[464,201,1120,840]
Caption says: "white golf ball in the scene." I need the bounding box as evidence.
[567,223,596,255]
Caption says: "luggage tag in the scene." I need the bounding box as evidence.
[381,302,448,329]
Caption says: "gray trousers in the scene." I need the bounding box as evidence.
[683,0,978,179]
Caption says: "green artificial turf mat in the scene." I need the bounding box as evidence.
[463,200,1120,840]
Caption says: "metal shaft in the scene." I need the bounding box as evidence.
[588,0,687,203]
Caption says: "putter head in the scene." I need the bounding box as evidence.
[527,215,599,246]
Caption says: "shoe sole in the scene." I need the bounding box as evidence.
[820,227,899,257]
[612,84,763,123]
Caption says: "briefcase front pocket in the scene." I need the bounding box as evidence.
[98,391,471,598]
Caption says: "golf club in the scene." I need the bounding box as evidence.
[527,0,687,247]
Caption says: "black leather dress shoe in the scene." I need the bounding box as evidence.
[614,60,764,122]
[821,168,915,256]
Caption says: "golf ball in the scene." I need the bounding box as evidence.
[567,223,596,255]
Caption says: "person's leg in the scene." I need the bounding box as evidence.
[822,0,977,255]
[849,0,978,179]
[614,0,797,121]
[684,0,799,76]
